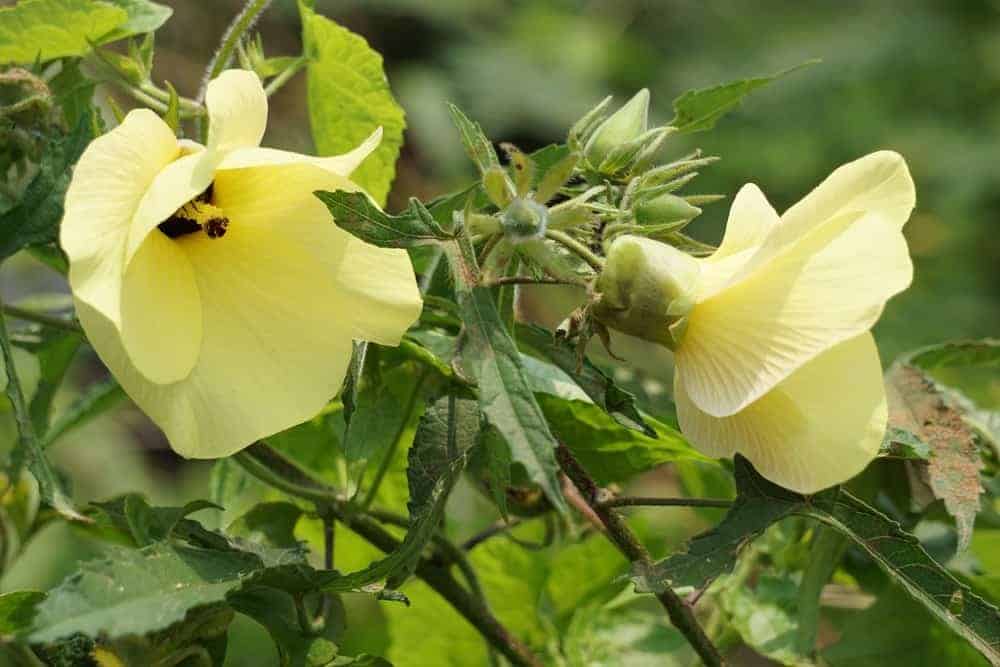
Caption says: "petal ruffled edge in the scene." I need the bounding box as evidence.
[216,126,382,177]
[205,69,268,154]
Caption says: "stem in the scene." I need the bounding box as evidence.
[545,229,605,271]
[197,0,274,139]
[556,444,724,666]
[233,443,541,667]
[264,57,308,97]
[1,305,81,333]
[598,496,733,510]
[483,276,587,288]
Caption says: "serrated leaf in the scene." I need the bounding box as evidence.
[880,425,932,460]
[517,323,656,437]
[100,0,172,42]
[29,543,260,643]
[538,395,714,485]
[227,502,305,553]
[643,457,1000,665]
[300,2,405,205]
[0,0,126,63]
[0,109,95,260]
[887,361,982,550]
[0,590,44,637]
[670,61,817,133]
[447,266,568,515]
[90,494,220,546]
[910,339,1000,370]
[316,191,452,248]
[448,103,500,175]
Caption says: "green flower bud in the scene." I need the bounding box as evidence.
[502,197,549,241]
[592,235,700,348]
[634,192,701,227]
[584,89,649,168]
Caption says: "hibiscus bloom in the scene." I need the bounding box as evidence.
[61,70,422,458]
[595,152,915,492]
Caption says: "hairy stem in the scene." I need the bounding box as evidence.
[264,57,308,97]
[556,444,724,666]
[233,443,541,666]
[598,495,733,510]
[545,228,605,271]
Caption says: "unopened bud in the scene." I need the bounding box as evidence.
[584,89,649,168]
[592,235,700,348]
[502,198,549,242]
[634,193,701,227]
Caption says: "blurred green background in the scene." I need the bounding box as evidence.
[2,0,999,663]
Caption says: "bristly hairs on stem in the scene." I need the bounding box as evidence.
[195,0,274,140]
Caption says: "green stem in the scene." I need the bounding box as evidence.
[556,444,724,667]
[232,443,541,667]
[795,527,847,655]
[2,305,81,333]
[544,229,605,271]
[197,0,274,139]
[264,57,308,97]
[598,496,733,510]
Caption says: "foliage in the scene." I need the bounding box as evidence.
[0,2,996,666]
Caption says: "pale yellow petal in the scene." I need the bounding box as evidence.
[675,333,886,494]
[679,207,911,416]
[119,232,202,384]
[205,69,268,154]
[61,109,179,328]
[125,151,214,263]
[709,183,779,262]
[217,126,382,177]
[213,163,422,345]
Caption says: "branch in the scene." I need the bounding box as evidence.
[2,305,82,333]
[597,495,732,510]
[556,444,724,666]
[234,443,542,667]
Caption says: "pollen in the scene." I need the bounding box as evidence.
[158,184,230,240]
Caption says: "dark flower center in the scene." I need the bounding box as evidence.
[158,183,229,240]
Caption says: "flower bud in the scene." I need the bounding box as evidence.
[502,197,549,242]
[584,89,649,169]
[592,235,700,348]
[634,192,701,227]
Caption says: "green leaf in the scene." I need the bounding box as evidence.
[10,327,80,435]
[299,2,405,206]
[880,425,932,460]
[643,457,1000,664]
[886,361,982,550]
[910,339,1000,370]
[316,191,452,249]
[447,103,500,175]
[517,323,656,437]
[0,590,44,637]
[0,109,95,260]
[468,423,511,519]
[448,265,568,515]
[99,0,172,42]
[90,494,221,546]
[669,61,817,133]
[718,574,810,666]
[48,58,97,128]
[230,586,345,667]
[29,542,260,643]
[538,396,714,485]
[823,586,989,666]
[0,0,126,63]
[227,502,304,552]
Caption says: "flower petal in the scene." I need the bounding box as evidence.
[205,69,268,154]
[120,232,202,384]
[217,126,382,177]
[710,183,780,261]
[125,150,214,264]
[213,162,422,345]
[61,109,179,328]
[679,205,912,416]
[675,332,886,494]
[79,160,420,458]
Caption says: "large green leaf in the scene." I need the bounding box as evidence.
[641,457,1000,664]
[100,0,172,42]
[0,590,44,637]
[29,543,260,643]
[299,2,406,205]
[447,266,568,515]
[669,61,816,133]
[0,0,125,63]
[316,191,453,248]
[0,109,95,260]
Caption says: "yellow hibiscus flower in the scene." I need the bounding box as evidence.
[60,70,422,458]
[595,152,915,493]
